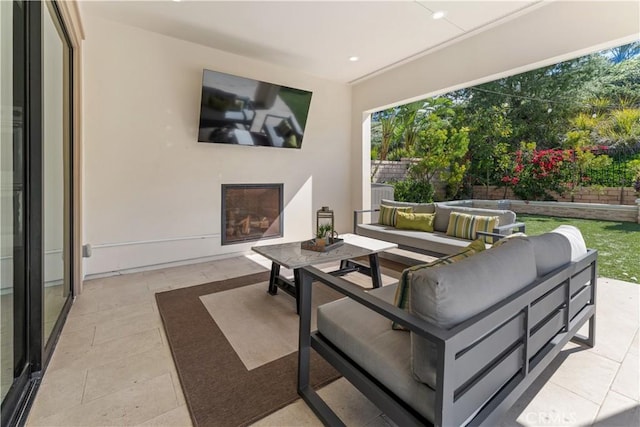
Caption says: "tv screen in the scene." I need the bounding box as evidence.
[197,69,313,149]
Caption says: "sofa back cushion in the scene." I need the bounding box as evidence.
[392,239,485,330]
[410,239,537,387]
[528,225,586,276]
[433,203,516,233]
[489,225,585,277]
[381,199,435,214]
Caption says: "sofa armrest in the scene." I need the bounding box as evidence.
[299,265,450,343]
[353,209,380,233]
[475,230,509,241]
[477,222,525,242]
[493,221,526,235]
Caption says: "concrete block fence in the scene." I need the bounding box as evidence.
[471,199,640,223]
[471,185,638,206]
[371,161,639,222]
[371,159,415,183]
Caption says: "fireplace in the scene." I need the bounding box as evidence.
[221,184,283,245]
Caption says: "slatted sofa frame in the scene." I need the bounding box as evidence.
[297,249,597,426]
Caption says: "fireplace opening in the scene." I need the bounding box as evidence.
[221,183,283,245]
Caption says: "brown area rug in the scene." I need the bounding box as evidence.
[155,272,341,427]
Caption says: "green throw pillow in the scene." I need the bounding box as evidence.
[391,239,486,330]
[379,205,413,227]
[283,134,298,148]
[446,212,499,244]
[208,94,233,111]
[275,119,293,137]
[395,211,435,232]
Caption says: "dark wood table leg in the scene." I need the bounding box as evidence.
[369,253,383,289]
[268,262,281,295]
[294,268,301,314]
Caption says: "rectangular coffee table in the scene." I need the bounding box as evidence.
[252,233,397,313]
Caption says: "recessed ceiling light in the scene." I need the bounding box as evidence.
[173,0,182,2]
[349,56,359,62]
[432,10,447,20]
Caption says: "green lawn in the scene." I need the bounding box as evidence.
[279,88,312,130]
[518,214,640,283]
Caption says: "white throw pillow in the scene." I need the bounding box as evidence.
[550,225,587,261]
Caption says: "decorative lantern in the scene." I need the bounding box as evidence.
[316,206,335,243]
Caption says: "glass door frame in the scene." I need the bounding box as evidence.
[0,1,74,425]
[39,0,74,364]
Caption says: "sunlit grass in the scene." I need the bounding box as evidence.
[279,88,312,129]
[519,214,640,283]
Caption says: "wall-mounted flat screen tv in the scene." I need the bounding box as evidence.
[197,69,313,149]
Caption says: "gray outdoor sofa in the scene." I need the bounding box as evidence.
[354,200,525,255]
[297,226,597,426]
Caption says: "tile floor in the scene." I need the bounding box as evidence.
[25,254,639,426]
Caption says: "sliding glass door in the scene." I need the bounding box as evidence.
[42,0,72,347]
[1,0,27,409]
[1,1,73,424]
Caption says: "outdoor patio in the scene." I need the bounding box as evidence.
[25,254,639,426]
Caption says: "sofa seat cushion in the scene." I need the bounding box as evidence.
[317,285,436,422]
[434,203,516,233]
[356,223,481,255]
[410,239,538,387]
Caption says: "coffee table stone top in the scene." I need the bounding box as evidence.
[251,233,397,269]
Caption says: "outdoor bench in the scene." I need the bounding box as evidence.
[354,200,525,256]
[297,226,597,426]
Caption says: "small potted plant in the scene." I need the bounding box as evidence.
[315,224,332,246]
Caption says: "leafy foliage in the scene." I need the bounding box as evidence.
[502,143,569,200]
[407,98,469,184]
[370,41,640,201]
[563,114,613,196]
[598,108,640,147]
[584,153,640,187]
[465,104,513,187]
[607,41,640,64]
[392,179,435,203]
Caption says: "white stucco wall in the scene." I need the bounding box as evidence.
[350,0,640,212]
[82,16,352,275]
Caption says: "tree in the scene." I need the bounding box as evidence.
[396,101,426,153]
[448,53,608,149]
[405,98,470,200]
[464,104,513,194]
[597,108,640,149]
[607,41,640,64]
[588,58,640,109]
[371,108,399,180]
[563,113,612,200]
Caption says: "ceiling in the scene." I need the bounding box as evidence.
[79,0,544,83]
